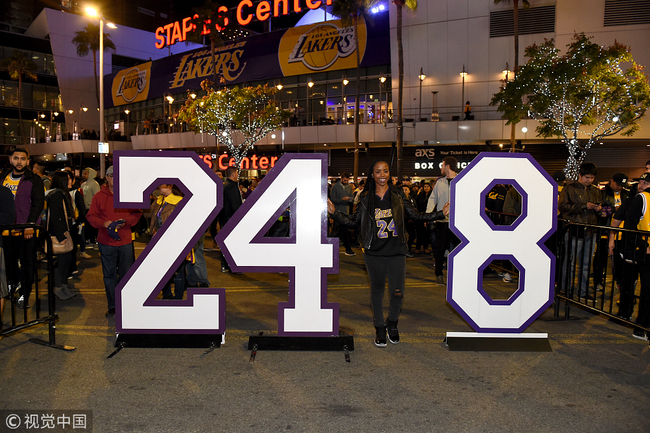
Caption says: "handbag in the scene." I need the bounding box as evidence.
[46,192,73,255]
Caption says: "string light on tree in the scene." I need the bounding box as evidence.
[179,80,290,175]
[491,33,650,179]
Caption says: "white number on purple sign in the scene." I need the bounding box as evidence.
[114,151,225,334]
[216,154,339,336]
[447,153,557,332]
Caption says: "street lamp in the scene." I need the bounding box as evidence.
[124,109,130,136]
[379,75,386,123]
[85,6,116,177]
[502,62,512,82]
[418,67,426,123]
[307,79,314,125]
[342,76,349,123]
[460,65,467,118]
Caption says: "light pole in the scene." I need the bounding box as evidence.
[80,105,88,132]
[124,109,130,137]
[460,65,467,119]
[307,78,314,125]
[85,7,116,177]
[379,75,386,124]
[342,76,349,124]
[418,67,426,123]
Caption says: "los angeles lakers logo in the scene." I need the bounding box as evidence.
[288,24,355,71]
[279,18,366,76]
[116,68,148,103]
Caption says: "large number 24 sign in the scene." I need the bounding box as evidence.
[113,151,338,337]
[113,151,555,337]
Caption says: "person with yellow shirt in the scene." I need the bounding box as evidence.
[150,184,186,300]
[620,173,650,341]
[0,148,44,309]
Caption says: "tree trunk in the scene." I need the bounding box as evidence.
[353,14,361,184]
[18,75,24,144]
[93,50,99,108]
[510,0,520,152]
[211,38,218,88]
[396,4,404,181]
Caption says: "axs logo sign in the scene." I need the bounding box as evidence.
[415,148,436,159]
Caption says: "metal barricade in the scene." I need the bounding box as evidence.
[0,223,73,350]
[554,220,650,335]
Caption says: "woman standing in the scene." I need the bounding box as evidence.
[46,171,76,301]
[328,161,449,347]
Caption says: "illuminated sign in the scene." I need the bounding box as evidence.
[155,0,333,49]
[413,146,481,172]
[169,43,246,89]
[111,63,151,106]
[199,153,279,171]
[279,18,365,75]
[155,10,229,49]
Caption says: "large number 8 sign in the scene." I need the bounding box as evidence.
[448,153,557,333]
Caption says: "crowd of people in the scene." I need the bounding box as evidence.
[1,148,649,344]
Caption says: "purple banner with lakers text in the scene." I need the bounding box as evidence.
[105,13,390,108]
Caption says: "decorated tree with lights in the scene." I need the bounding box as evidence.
[491,33,650,179]
[179,81,290,174]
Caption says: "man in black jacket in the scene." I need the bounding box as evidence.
[218,166,242,273]
[1,148,45,308]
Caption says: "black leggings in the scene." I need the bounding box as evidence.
[363,254,406,327]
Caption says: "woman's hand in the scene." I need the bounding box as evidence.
[327,199,335,214]
[442,202,450,217]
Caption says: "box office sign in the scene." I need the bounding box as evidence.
[414,146,482,173]
[112,151,555,338]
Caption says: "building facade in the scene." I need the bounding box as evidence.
[4,0,649,178]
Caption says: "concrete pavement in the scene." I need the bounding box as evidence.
[1,236,649,433]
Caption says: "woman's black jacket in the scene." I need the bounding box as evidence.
[46,189,73,242]
[331,187,446,251]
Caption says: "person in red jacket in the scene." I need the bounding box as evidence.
[86,166,142,317]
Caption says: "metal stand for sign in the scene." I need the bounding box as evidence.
[248,327,354,362]
[108,333,223,358]
[444,332,552,352]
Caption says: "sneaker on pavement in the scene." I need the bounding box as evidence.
[374,326,387,347]
[80,252,92,259]
[386,320,400,344]
[344,251,356,257]
[502,272,512,282]
[632,330,649,342]
[17,295,30,309]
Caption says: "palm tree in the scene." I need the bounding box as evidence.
[72,23,116,108]
[0,51,38,144]
[189,0,230,87]
[331,0,378,183]
[494,0,530,150]
[393,0,417,181]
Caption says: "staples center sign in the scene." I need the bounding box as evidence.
[156,0,334,49]
[199,153,279,171]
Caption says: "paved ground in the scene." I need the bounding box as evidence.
[1,236,649,433]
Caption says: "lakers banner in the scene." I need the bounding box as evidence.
[111,63,152,107]
[105,13,389,108]
[278,18,367,75]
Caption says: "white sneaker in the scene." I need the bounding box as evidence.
[502,273,512,282]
